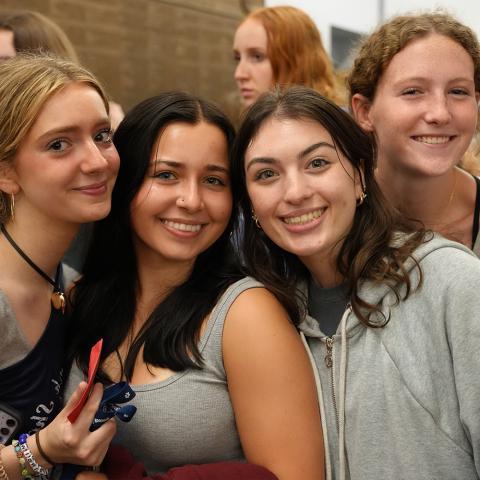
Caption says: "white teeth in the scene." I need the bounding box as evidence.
[162,220,202,232]
[283,209,324,225]
[414,136,450,144]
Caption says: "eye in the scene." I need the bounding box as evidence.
[47,139,69,152]
[233,52,240,63]
[250,51,266,62]
[204,176,226,186]
[153,171,176,180]
[95,128,113,143]
[308,158,328,169]
[401,88,422,96]
[255,169,277,181]
[450,88,470,96]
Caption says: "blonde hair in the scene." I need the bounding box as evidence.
[0,54,109,223]
[246,6,344,104]
[0,9,79,62]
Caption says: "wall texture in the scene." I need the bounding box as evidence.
[1,0,263,118]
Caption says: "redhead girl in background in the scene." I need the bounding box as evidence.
[0,54,118,478]
[233,5,342,108]
[67,92,324,480]
[232,86,480,480]
[350,12,480,255]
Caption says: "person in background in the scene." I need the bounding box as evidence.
[0,8,124,129]
[233,5,344,108]
[0,54,118,479]
[67,91,325,480]
[232,85,480,480]
[349,12,480,255]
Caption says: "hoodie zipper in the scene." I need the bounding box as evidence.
[324,335,339,430]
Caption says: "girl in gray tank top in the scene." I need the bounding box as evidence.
[67,92,324,479]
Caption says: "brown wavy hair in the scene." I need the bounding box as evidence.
[246,6,344,105]
[231,86,426,327]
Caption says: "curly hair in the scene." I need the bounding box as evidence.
[347,11,480,102]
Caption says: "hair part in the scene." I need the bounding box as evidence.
[232,86,425,327]
[246,6,344,104]
[0,53,108,224]
[68,91,242,382]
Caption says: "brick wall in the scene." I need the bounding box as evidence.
[1,0,263,119]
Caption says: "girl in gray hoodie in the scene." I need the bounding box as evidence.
[232,85,480,480]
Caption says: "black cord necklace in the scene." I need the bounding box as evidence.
[1,225,65,313]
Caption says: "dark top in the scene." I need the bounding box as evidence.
[308,278,348,337]
[0,271,68,438]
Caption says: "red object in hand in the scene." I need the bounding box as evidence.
[67,338,103,423]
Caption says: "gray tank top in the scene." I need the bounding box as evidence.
[67,277,263,474]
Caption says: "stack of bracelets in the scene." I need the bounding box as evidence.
[0,432,53,480]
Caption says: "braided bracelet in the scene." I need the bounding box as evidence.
[18,434,48,478]
[0,444,9,480]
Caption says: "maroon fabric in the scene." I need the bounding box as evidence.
[103,445,278,480]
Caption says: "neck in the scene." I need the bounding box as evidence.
[135,253,194,322]
[0,216,79,282]
[300,250,343,289]
[376,164,458,229]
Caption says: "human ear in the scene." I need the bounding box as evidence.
[351,94,375,133]
[0,164,21,195]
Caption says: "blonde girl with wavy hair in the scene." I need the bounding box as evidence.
[0,54,119,479]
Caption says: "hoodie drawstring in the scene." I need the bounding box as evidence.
[338,306,350,480]
[300,331,332,480]
[300,305,350,480]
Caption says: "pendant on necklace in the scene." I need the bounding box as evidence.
[51,291,66,313]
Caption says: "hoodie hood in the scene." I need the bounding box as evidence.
[299,233,475,339]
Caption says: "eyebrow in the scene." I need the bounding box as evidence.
[151,159,229,174]
[37,118,111,141]
[246,141,336,171]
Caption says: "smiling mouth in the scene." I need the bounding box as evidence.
[283,208,326,225]
[412,135,453,144]
[161,220,202,232]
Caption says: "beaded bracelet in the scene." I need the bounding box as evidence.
[18,434,48,479]
[12,439,32,479]
[0,444,9,480]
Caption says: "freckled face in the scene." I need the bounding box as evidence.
[233,18,274,107]
[130,121,232,267]
[245,117,362,267]
[361,34,479,178]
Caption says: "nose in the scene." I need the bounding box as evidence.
[234,58,249,82]
[80,140,110,174]
[283,173,312,205]
[176,181,204,212]
[424,94,452,125]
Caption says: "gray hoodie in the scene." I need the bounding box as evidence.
[300,236,480,480]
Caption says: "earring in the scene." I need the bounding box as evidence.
[356,190,367,207]
[9,193,14,221]
[251,211,262,229]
